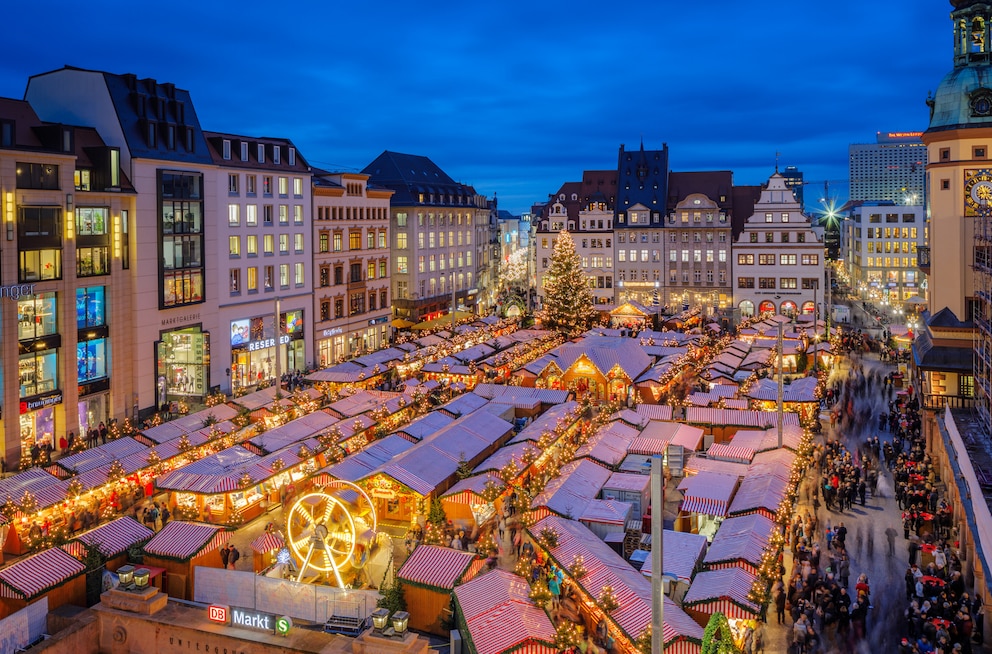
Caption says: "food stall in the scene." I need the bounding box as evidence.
[453,569,557,654]
[682,567,761,635]
[63,516,154,572]
[702,514,776,575]
[250,532,286,573]
[676,472,739,538]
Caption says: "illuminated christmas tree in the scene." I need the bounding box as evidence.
[542,229,595,336]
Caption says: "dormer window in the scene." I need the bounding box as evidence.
[273,146,281,164]
[258,144,265,163]
[288,147,296,166]
[62,127,73,153]
[222,139,231,160]
[240,141,248,161]
[109,148,120,188]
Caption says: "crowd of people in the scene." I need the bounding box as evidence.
[773,353,987,654]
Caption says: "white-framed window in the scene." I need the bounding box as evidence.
[228,204,239,226]
[222,140,231,160]
[293,178,303,196]
[273,145,281,164]
[257,143,265,163]
[294,233,304,252]
[240,141,248,161]
[295,262,304,286]
[246,204,257,226]
[288,147,296,166]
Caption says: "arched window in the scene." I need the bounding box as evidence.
[739,300,755,317]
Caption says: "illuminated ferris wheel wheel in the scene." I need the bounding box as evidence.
[285,481,377,586]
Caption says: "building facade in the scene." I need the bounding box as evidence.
[0,99,137,465]
[362,151,490,322]
[732,173,825,318]
[614,144,669,306]
[312,171,392,366]
[842,202,926,307]
[849,131,927,204]
[203,131,314,392]
[535,172,617,307]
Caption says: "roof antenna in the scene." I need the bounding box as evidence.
[775,151,781,174]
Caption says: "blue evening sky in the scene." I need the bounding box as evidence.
[0,1,948,214]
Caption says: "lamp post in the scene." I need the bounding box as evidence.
[651,455,664,654]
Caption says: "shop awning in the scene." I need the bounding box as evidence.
[397,544,476,591]
[391,318,415,329]
[411,310,474,330]
[677,471,739,517]
[705,443,755,464]
[0,547,85,600]
[250,532,285,554]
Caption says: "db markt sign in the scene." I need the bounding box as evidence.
[208,605,291,635]
[207,604,229,624]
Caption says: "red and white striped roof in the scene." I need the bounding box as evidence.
[579,499,632,525]
[703,514,775,569]
[728,472,790,517]
[250,532,285,553]
[72,516,154,559]
[722,398,750,410]
[639,530,708,583]
[143,521,229,560]
[635,404,674,421]
[441,472,506,503]
[728,426,804,453]
[684,456,750,478]
[531,516,702,646]
[677,472,739,517]
[682,567,760,618]
[531,459,612,519]
[684,407,800,428]
[0,547,85,600]
[705,443,755,463]
[454,570,556,654]
[397,544,476,590]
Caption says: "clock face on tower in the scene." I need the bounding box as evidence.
[965,169,992,215]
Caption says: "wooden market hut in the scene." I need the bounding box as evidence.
[140,521,231,600]
[0,467,68,555]
[64,516,154,572]
[702,513,775,574]
[396,544,483,636]
[682,407,801,444]
[681,567,761,627]
[528,516,703,653]
[726,472,791,521]
[358,410,514,525]
[675,472,739,537]
[610,301,656,329]
[530,459,612,523]
[453,569,557,654]
[0,547,85,619]
[440,472,506,531]
[744,376,820,427]
[249,531,286,573]
[472,385,572,417]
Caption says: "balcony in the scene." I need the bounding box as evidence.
[922,393,976,410]
[917,246,930,275]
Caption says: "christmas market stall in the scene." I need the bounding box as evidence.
[600,472,650,517]
[726,472,791,521]
[744,377,820,427]
[140,521,231,600]
[249,531,285,573]
[676,472,739,538]
[313,435,415,484]
[63,516,154,572]
[394,411,456,442]
[681,567,761,637]
[440,472,506,531]
[578,499,633,540]
[357,411,514,525]
[0,546,85,619]
[528,515,703,653]
[0,468,71,554]
[702,513,776,574]
[683,408,800,445]
[638,529,709,604]
[529,459,612,523]
[397,544,482,636]
[473,384,572,417]
[574,420,640,469]
[453,569,557,654]
[703,443,755,465]
[516,336,654,404]
[726,425,804,453]
[609,300,656,329]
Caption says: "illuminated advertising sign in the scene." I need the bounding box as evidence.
[231,319,250,346]
[207,604,229,624]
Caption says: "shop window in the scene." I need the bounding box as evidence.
[16,162,59,189]
[159,171,204,307]
[75,287,105,329]
[19,348,58,398]
[20,292,59,340]
[77,338,107,383]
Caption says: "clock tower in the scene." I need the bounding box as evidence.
[921,0,992,431]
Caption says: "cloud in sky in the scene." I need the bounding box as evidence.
[0,0,949,213]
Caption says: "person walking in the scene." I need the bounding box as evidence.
[228,545,240,569]
[220,545,230,569]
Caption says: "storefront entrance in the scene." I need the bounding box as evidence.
[157,326,209,402]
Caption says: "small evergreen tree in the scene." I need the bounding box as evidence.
[543,230,595,336]
[377,578,408,614]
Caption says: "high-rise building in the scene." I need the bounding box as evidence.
[362,151,491,322]
[842,202,925,306]
[781,165,804,206]
[849,132,927,204]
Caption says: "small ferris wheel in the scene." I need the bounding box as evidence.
[285,481,377,586]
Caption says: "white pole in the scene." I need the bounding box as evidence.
[651,455,664,654]
[275,297,282,392]
[778,320,784,450]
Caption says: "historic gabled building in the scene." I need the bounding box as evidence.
[362,151,490,322]
[312,171,393,366]
[732,173,825,318]
[0,98,137,465]
[614,143,669,305]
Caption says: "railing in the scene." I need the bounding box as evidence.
[923,393,976,410]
